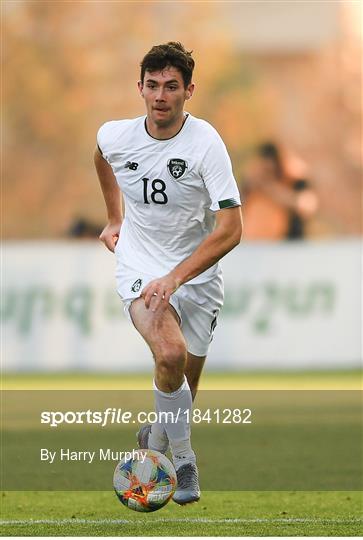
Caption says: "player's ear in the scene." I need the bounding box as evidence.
[137,80,144,98]
[185,83,195,100]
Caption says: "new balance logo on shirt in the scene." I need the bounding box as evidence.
[125,161,139,170]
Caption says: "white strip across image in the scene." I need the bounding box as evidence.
[2,239,361,371]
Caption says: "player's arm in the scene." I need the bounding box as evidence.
[94,146,123,252]
[142,206,243,311]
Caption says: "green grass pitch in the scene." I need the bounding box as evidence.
[1,491,362,536]
[1,370,362,536]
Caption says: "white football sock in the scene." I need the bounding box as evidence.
[148,424,169,454]
[153,377,196,470]
[148,391,169,454]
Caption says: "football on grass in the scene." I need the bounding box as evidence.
[113,450,177,512]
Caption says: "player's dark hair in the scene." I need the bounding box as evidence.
[140,42,195,88]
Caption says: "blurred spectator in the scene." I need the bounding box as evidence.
[241,143,318,240]
[67,218,102,239]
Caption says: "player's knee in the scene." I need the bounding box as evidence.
[156,342,186,373]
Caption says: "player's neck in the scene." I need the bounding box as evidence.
[145,113,187,140]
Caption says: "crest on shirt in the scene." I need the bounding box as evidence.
[167,159,188,180]
[131,279,142,293]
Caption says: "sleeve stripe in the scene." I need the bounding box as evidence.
[218,198,240,209]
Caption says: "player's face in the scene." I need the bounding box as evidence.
[138,67,194,129]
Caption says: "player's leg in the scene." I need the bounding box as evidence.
[129,297,186,391]
[131,296,187,454]
[130,298,195,448]
[134,295,182,453]
[129,296,191,430]
[185,352,206,401]
[130,297,199,503]
[138,350,205,452]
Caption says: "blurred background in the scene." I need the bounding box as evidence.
[3,1,361,375]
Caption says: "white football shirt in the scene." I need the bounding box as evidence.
[97,113,241,284]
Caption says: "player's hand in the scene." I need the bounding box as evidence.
[141,274,181,312]
[99,222,121,253]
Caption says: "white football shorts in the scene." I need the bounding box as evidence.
[116,265,224,357]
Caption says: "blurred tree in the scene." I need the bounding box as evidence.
[4,1,250,238]
[3,1,361,238]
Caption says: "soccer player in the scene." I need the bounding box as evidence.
[95,42,242,504]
